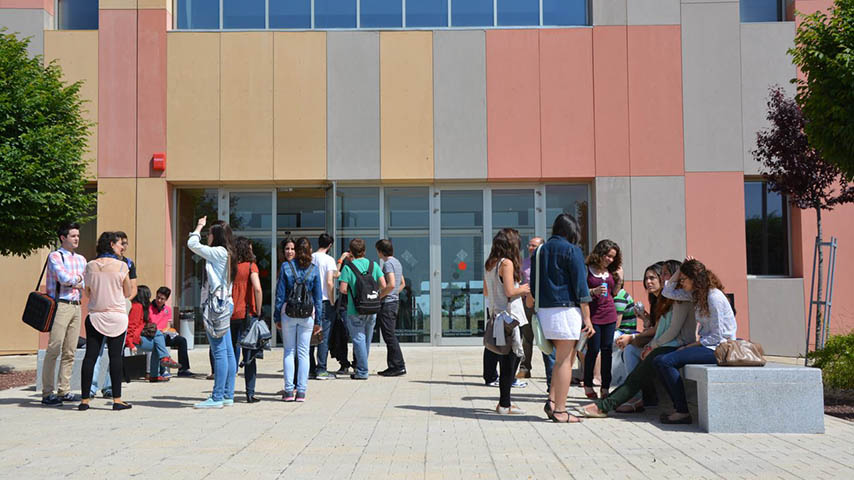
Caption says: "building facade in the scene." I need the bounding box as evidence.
[1,0,852,353]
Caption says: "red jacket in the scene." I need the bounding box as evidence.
[126,302,144,348]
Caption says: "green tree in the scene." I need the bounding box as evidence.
[0,30,95,257]
[789,0,854,179]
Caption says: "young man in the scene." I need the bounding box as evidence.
[41,223,87,406]
[311,234,338,380]
[150,286,194,376]
[115,231,137,299]
[375,239,406,377]
[337,239,386,380]
[516,237,545,386]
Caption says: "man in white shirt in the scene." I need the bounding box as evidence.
[310,233,339,380]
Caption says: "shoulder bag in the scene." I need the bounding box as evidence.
[21,253,60,332]
[715,339,766,366]
[202,256,233,339]
[483,259,517,355]
[530,245,554,355]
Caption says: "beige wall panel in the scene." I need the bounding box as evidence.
[135,178,167,290]
[380,32,434,181]
[0,252,44,352]
[273,32,327,181]
[221,32,274,181]
[97,178,137,261]
[44,30,98,180]
[167,33,220,181]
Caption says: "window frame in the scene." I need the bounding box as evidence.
[744,177,793,278]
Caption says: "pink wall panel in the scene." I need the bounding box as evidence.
[685,172,749,339]
[0,0,53,14]
[486,30,541,180]
[593,26,630,177]
[539,29,595,179]
[98,10,138,178]
[137,9,167,178]
[627,26,684,177]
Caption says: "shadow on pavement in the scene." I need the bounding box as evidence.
[396,404,545,422]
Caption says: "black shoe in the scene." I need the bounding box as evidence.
[112,401,132,411]
[350,374,368,380]
[77,403,90,411]
[102,390,113,399]
[41,395,63,406]
[60,393,79,402]
[660,413,692,424]
[377,368,390,376]
[177,370,195,377]
[384,368,406,377]
[246,395,261,403]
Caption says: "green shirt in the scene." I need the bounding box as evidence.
[615,289,637,330]
[339,258,383,316]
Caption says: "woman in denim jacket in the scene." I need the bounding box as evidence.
[529,214,594,423]
[274,237,323,402]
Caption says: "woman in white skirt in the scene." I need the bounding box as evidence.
[529,214,594,423]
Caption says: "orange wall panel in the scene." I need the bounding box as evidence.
[539,29,595,179]
[685,172,749,339]
[98,9,137,178]
[135,178,167,290]
[380,32,434,181]
[593,26,630,177]
[627,26,684,177]
[97,178,138,261]
[137,9,167,178]
[486,30,541,180]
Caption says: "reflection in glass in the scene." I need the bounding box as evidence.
[277,188,328,230]
[229,192,272,231]
[245,236,273,328]
[441,190,484,337]
[452,0,494,27]
[223,0,265,28]
[59,0,99,30]
[361,0,403,28]
[741,0,784,22]
[744,181,789,275]
[492,189,535,253]
[498,0,539,26]
[545,185,589,254]
[407,0,448,27]
[337,187,380,230]
[543,0,588,26]
[270,0,312,28]
[315,0,357,28]
[177,0,220,29]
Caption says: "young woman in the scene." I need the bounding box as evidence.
[528,214,595,423]
[583,239,621,399]
[654,258,737,424]
[126,285,180,382]
[231,237,263,403]
[79,232,133,411]
[188,217,238,409]
[274,237,322,402]
[483,228,530,415]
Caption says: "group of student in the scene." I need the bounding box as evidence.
[485,213,738,425]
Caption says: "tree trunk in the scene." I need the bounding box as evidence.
[815,207,823,350]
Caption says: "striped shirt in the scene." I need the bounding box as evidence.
[45,248,87,302]
[614,289,637,331]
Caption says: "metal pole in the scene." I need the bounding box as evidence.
[822,238,838,348]
[804,236,819,365]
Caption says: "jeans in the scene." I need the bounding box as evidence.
[230,319,257,397]
[314,300,334,373]
[654,346,717,414]
[207,329,237,402]
[346,313,377,378]
[283,315,313,393]
[164,333,191,372]
[595,346,677,413]
[139,331,170,376]
[378,301,405,370]
[584,322,617,389]
[543,350,556,387]
[520,304,535,372]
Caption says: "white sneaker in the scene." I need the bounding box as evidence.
[496,404,526,415]
[512,379,528,388]
[487,380,500,387]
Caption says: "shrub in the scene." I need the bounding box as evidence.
[808,331,854,389]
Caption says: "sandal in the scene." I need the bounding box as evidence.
[615,399,645,413]
[584,388,598,400]
[552,410,583,423]
[600,388,610,398]
[544,399,556,421]
[576,403,608,418]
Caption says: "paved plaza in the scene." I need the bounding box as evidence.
[1,346,853,479]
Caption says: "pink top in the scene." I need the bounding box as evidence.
[149,303,173,331]
[84,258,129,337]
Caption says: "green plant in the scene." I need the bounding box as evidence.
[808,331,854,389]
[0,30,95,257]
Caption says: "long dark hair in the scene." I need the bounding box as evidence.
[679,259,725,317]
[96,231,120,257]
[133,285,152,324]
[209,220,237,280]
[485,228,522,284]
[586,239,622,278]
[551,213,580,245]
[644,263,664,323]
[295,237,313,269]
[235,236,256,264]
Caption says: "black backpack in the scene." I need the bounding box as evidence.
[344,259,381,315]
[284,261,315,319]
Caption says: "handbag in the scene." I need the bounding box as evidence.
[22,254,60,332]
[483,310,514,355]
[310,324,324,346]
[141,322,158,339]
[530,245,554,356]
[202,258,233,339]
[715,339,766,366]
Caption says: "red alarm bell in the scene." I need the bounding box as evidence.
[152,152,166,171]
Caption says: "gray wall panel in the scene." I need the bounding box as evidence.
[593,0,627,26]
[0,9,47,57]
[434,30,487,180]
[748,277,805,356]
[630,176,686,280]
[741,22,796,175]
[327,32,380,181]
[595,177,634,281]
[627,0,680,25]
[682,2,743,172]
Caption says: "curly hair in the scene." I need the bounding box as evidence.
[485,228,522,284]
[679,259,725,317]
[295,237,313,270]
[235,236,256,264]
[586,239,622,275]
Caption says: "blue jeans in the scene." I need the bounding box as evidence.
[584,322,617,389]
[543,350,556,387]
[653,346,717,413]
[283,315,313,393]
[315,300,333,373]
[139,331,170,376]
[207,329,237,402]
[346,313,376,378]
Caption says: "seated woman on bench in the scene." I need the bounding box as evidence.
[126,285,181,382]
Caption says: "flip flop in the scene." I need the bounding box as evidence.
[552,410,583,423]
[576,404,608,418]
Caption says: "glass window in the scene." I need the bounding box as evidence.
[316,0,357,28]
[337,187,380,230]
[745,181,789,275]
[223,0,265,28]
[543,0,588,26]
[441,190,484,337]
[58,0,99,30]
[406,0,448,27]
[498,0,539,26]
[361,0,403,28]
[452,0,494,27]
[491,189,535,252]
[277,189,328,230]
[740,0,784,22]
[229,192,272,231]
[545,185,590,254]
[177,0,220,29]
[245,236,274,328]
[270,0,311,28]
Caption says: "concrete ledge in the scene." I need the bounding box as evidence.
[684,363,824,434]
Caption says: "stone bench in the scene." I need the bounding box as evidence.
[683,363,824,434]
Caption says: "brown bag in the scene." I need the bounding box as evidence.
[141,322,158,339]
[310,324,323,346]
[715,339,766,366]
